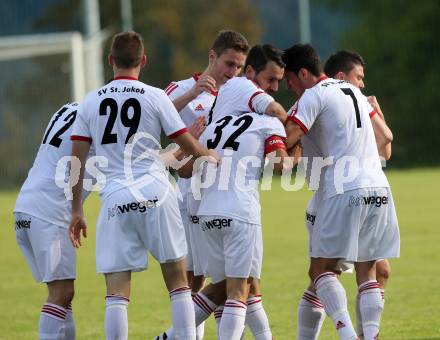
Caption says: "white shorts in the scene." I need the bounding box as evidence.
[96,182,187,273]
[14,212,76,283]
[180,208,194,271]
[311,187,400,262]
[186,194,205,276]
[198,216,262,284]
[305,191,354,273]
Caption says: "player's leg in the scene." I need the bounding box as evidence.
[297,279,326,340]
[44,279,76,340]
[376,259,390,296]
[245,278,273,340]
[297,191,327,340]
[355,261,382,340]
[219,277,250,340]
[104,271,131,340]
[311,258,357,340]
[15,213,77,340]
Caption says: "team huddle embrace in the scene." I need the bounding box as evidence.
[13,30,400,340]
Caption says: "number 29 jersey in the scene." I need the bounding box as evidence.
[196,113,286,225]
[14,103,85,227]
[291,77,389,199]
[71,77,187,199]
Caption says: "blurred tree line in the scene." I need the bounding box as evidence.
[317,0,440,167]
[1,0,438,188]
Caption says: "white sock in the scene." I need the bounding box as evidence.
[359,281,383,340]
[246,295,272,340]
[356,293,363,339]
[65,303,75,340]
[219,299,247,340]
[191,292,205,340]
[105,294,129,340]
[214,305,224,338]
[39,303,66,340]
[169,286,196,340]
[297,290,326,340]
[193,292,217,325]
[314,272,357,340]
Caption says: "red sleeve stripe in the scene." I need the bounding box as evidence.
[369,110,376,118]
[71,135,92,143]
[168,127,188,139]
[291,116,308,133]
[264,135,287,154]
[165,83,178,96]
[248,91,265,112]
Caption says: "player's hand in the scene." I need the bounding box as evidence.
[206,149,221,165]
[367,96,384,119]
[189,116,206,139]
[190,74,217,97]
[69,212,87,248]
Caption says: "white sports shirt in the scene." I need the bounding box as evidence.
[14,103,88,228]
[71,77,188,199]
[196,113,286,225]
[290,77,389,199]
[165,74,217,206]
[210,76,274,122]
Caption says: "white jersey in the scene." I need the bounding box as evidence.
[165,74,217,206]
[165,74,217,126]
[14,103,88,228]
[196,113,286,225]
[71,77,187,199]
[210,76,274,123]
[291,77,389,199]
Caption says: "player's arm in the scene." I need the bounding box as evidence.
[171,75,217,112]
[264,101,288,124]
[69,139,91,248]
[265,135,300,175]
[368,96,393,160]
[285,120,305,149]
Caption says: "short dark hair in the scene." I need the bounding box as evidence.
[110,31,144,69]
[245,44,285,74]
[283,43,322,77]
[211,30,249,56]
[324,50,365,77]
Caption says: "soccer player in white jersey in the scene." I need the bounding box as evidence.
[324,50,394,339]
[14,102,85,340]
[68,32,219,340]
[283,44,400,340]
[165,29,248,291]
[157,44,286,340]
[182,110,291,340]
[210,44,288,124]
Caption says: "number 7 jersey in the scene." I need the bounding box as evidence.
[196,113,286,225]
[71,77,187,199]
[290,77,389,199]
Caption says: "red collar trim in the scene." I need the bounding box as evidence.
[315,75,328,85]
[192,72,218,96]
[114,76,138,80]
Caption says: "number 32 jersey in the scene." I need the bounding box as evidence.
[71,77,187,199]
[196,113,286,225]
[290,77,389,199]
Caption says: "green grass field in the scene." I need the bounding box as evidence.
[1,168,440,339]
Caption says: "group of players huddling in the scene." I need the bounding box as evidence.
[14,29,400,340]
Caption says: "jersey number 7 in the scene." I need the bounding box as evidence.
[341,88,361,128]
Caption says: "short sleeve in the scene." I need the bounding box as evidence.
[164,82,181,99]
[156,91,188,138]
[250,92,275,114]
[71,99,92,143]
[290,90,321,133]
